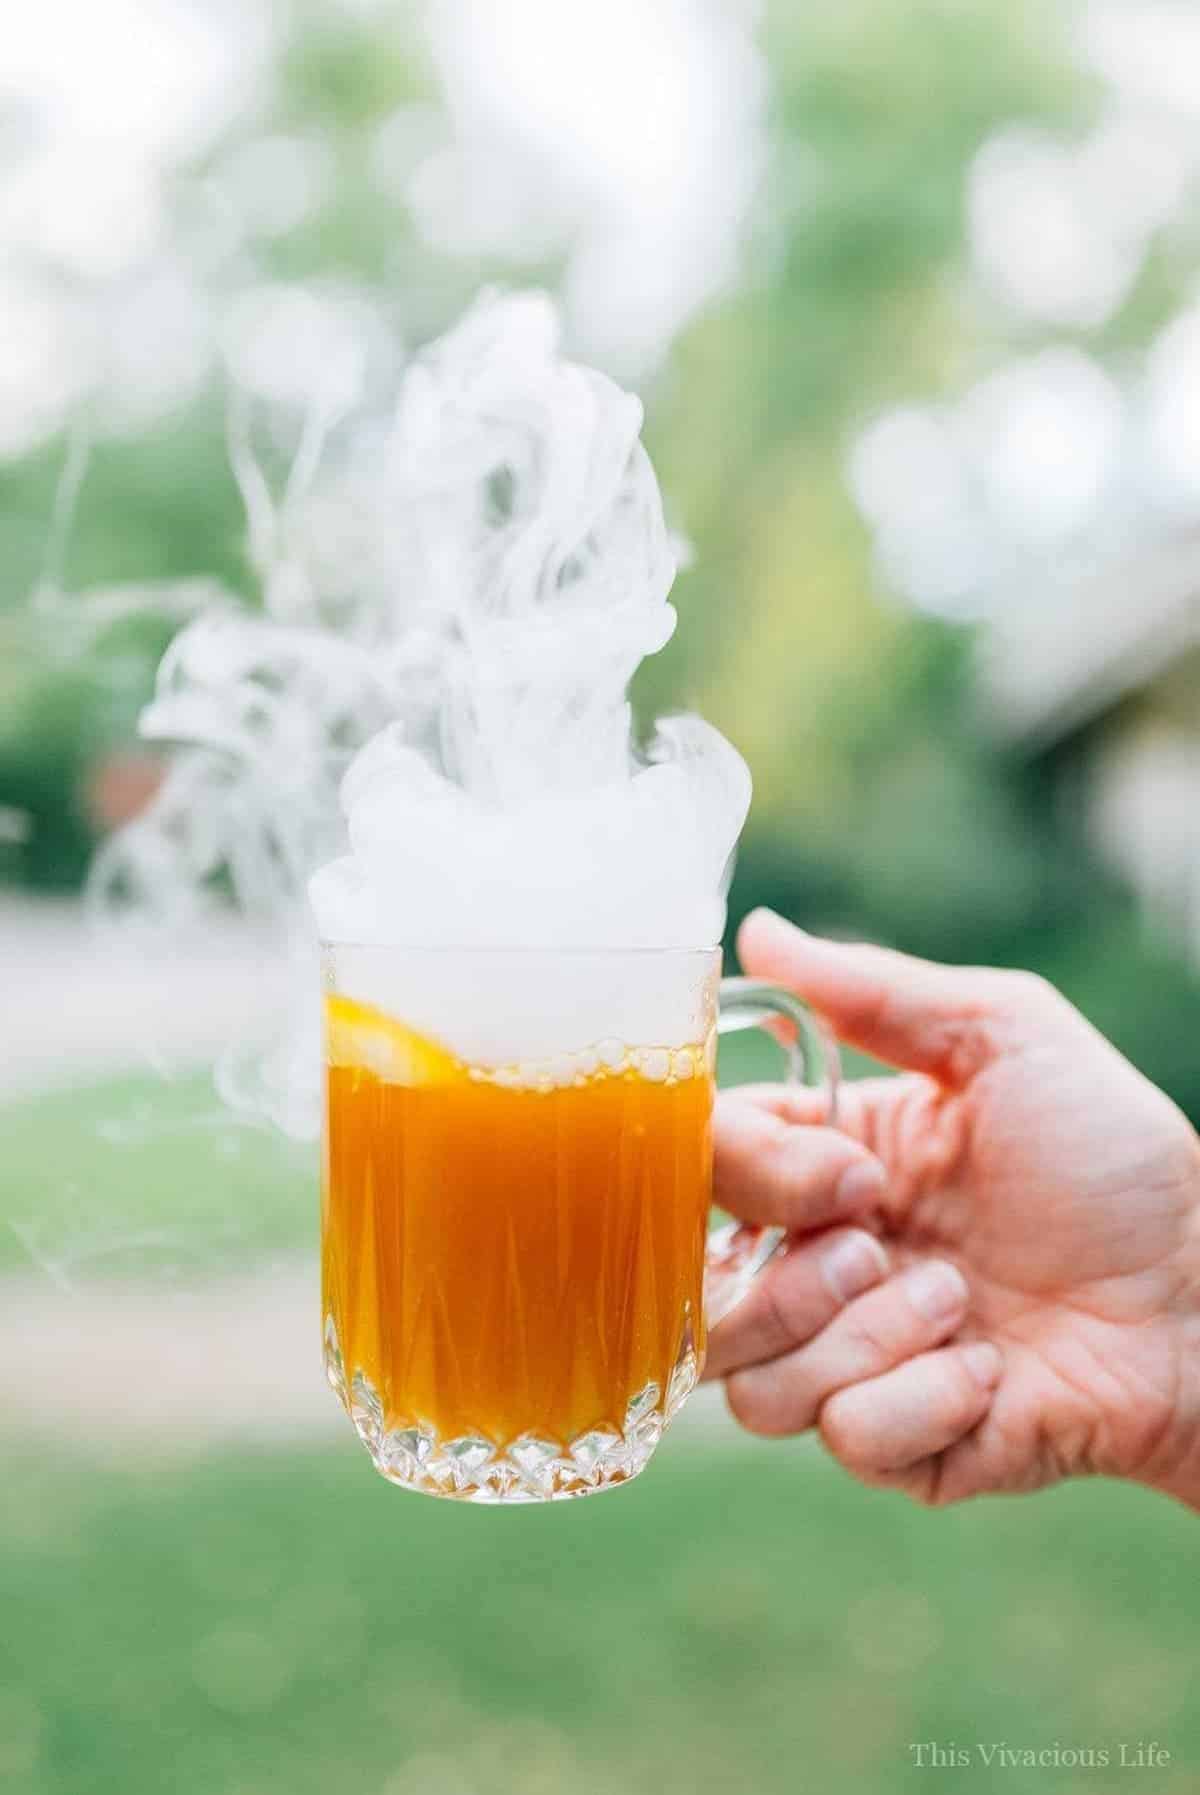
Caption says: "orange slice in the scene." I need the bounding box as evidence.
[324,992,463,1085]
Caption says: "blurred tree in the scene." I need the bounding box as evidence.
[5,0,1200,1116]
[650,0,1200,1116]
[0,0,1083,898]
[635,0,1091,966]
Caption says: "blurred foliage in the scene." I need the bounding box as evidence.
[4,0,1200,1112]
[0,1072,310,1279]
[3,1437,1198,1794]
[0,608,176,888]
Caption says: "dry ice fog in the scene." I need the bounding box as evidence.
[89,292,753,1132]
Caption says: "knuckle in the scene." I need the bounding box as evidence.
[725,1374,791,1438]
[998,968,1060,1015]
[767,1121,822,1185]
[759,1119,799,1193]
[837,1314,895,1376]
[948,1357,989,1419]
[817,1389,867,1466]
[727,1355,820,1436]
[726,1103,777,1162]
[850,984,894,1052]
[712,1107,778,1199]
[764,1127,848,1219]
[759,1269,804,1357]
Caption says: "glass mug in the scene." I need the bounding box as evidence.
[320,944,839,1503]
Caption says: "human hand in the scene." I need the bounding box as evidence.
[704,910,1200,1510]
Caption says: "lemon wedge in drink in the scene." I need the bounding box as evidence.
[325,993,463,1085]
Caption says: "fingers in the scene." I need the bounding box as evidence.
[702,1227,890,1382]
[713,1089,889,1232]
[819,1341,1003,1477]
[737,909,1006,1085]
[725,1259,971,1436]
[716,1075,930,1165]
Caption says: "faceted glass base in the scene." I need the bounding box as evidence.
[323,1316,699,1503]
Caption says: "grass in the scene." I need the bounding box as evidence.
[2,1437,1198,1795]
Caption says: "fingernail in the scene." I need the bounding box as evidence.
[837,1159,887,1212]
[905,1260,968,1322]
[962,1341,1002,1390]
[822,1232,888,1304]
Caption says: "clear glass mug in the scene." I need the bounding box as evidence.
[320,944,839,1503]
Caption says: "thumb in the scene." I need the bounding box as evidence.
[737,910,1000,1086]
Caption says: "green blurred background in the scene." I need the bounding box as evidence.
[3,1,1200,1789]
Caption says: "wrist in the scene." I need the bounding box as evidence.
[1147,1193,1200,1513]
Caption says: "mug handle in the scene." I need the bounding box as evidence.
[704,976,841,1326]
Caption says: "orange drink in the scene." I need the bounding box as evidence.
[319,946,835,1503]
[322,991,713,1500]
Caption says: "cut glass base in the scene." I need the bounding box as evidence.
[323,1315,698,1503]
